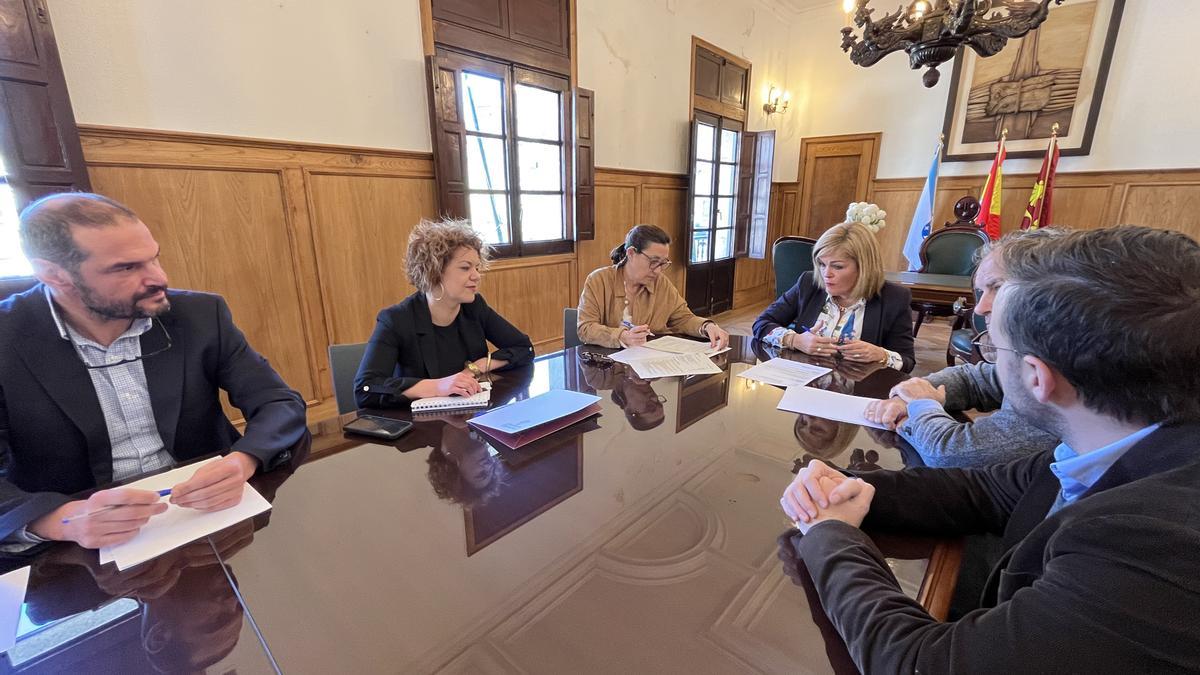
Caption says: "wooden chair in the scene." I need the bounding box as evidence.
[912,197,989,335]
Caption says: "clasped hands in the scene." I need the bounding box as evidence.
[863,377,948,430]
[779,459,875,535]
[29,451,258,550]
[785,331,886,363]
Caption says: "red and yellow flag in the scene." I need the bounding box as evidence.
[978,133,1007,240]
[1020,134,1060,231]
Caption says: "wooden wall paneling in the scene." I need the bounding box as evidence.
[86,165,320,418]
[485,253,577,352]
[279,167,333,399]
[306,171,436,346]
[794,133,880,239]
[1117,180,1200,240]
[867,169,1200,270]
[640,185,688,290]
[870,183,923,271]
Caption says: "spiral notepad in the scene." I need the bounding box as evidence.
[410,382,492,412]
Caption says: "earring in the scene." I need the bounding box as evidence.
[431,283,445,302]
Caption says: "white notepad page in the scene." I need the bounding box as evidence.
[99,457,271,570]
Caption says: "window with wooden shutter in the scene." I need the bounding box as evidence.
[430,47,572,257]
[574,87,594,241]
[0,0,91,277]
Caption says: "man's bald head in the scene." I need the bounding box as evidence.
[19,193,139,272]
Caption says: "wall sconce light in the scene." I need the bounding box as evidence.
[763,85,791,115]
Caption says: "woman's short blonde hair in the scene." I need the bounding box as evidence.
[405,219,490,292]
[812,222,885,300]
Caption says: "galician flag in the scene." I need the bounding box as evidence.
[1020,133,1060,231]
[903,140,942,271]
[978,133,1007,240]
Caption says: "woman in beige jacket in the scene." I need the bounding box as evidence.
[577,224,730,349]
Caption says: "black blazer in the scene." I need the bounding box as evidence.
[791,422,1200,674]
[0,285,308,540]
[354,292,533,408]
[752,271,915,372]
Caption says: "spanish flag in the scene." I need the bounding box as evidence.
[1020,134,1060,231]
[977,134,1007,240]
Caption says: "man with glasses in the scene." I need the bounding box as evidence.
[780,225,1200,672]
[863,231,1060,468]
[0,193,307,550]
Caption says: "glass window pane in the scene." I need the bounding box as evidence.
[690,230,710,264]
[719,128,739,161]
[691,197,712,232]
[696,123,716,161]
[519,193,565,242]
[518,141,562,192]
[466,136,508,191]
[0,158,31,276]
[714,229,733,260]
[516,84,561,141]
[694,161,714,196]
[718,164,736,196]
[469,193,511,245]
[461,72,505,135]
[715,197,734,228]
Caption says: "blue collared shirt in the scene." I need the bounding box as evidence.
[1047,423,1161,514]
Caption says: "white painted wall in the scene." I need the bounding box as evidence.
[576,0,803,178]
[48,0,1200,181]
[786,0,1200,178]
[50,0,432,151]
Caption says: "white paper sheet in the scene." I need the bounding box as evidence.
[643,335,730,357]
[628,352,722,379]
[99,458,271,570]
[737,358,832,388]
[777,385,887,429]
[608,345,660,364]
[0,566,29,654]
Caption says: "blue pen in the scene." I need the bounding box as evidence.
[621,320,654,337]
[61,489,173,524]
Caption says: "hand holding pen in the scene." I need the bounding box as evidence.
[789,325,837,357]
[619,320,654,347]
[28,487,172,550]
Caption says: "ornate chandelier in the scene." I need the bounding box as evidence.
[841,0,1064,88]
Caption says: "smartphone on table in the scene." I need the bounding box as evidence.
[343,414,414,440]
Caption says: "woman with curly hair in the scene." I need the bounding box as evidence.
[354,219,533,407]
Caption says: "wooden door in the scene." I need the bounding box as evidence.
[794,133,879,239]
[0,0,90,209]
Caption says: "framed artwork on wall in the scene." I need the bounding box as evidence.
[941,0,1126,161]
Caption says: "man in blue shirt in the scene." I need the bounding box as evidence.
[779,225,1200,673]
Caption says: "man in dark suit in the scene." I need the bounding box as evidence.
[0,193,307,550]
[779,225,1200,673]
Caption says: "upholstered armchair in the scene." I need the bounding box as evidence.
[771,236,816,298]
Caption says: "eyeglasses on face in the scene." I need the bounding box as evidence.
[971,330,1022,364]
[636,250,672,270]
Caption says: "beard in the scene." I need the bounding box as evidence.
[999,358,1066,437]
[73,274,171,321]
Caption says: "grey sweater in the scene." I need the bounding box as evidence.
[898,362,1059,468]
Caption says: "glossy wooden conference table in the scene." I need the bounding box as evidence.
[0,336,959,674]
